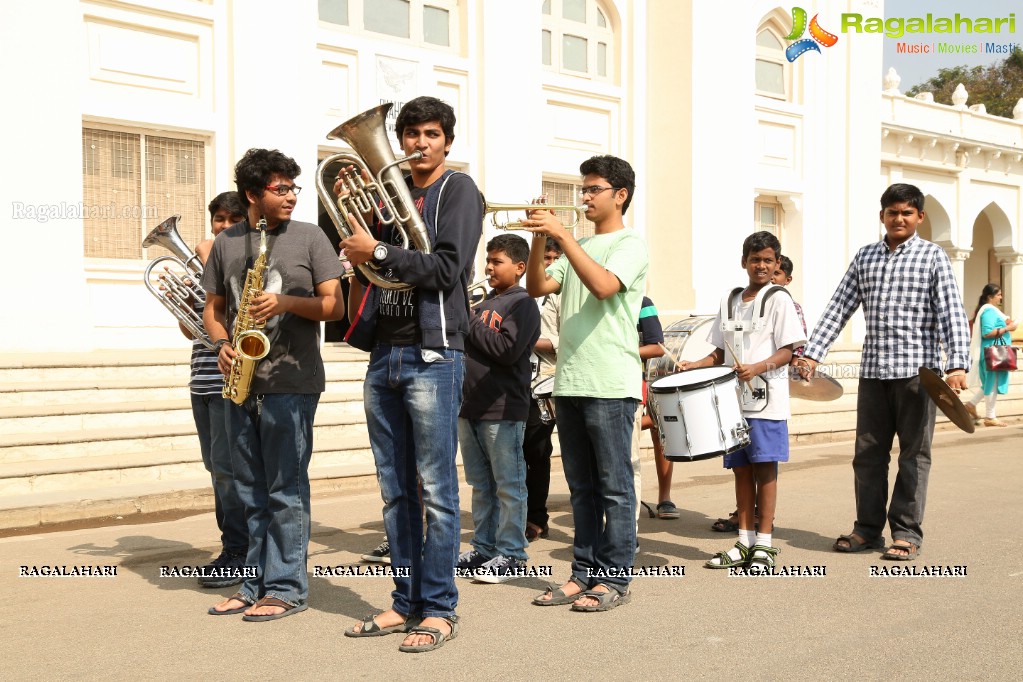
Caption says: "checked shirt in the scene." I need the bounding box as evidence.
[802,234,971,379]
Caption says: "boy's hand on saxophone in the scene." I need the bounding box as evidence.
[250,292,287,324]
[217,342,237,376]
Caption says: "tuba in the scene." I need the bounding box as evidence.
[315,103,431,291]
[143,215,214,350]
[222,218,271,405]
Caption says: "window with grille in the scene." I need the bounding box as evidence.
[542,0,615,82]
[318,0,459,50]
[82,127,207,260]
[542,178,594,238]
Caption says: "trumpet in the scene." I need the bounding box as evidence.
[142,215,214,350]
[467,277,490,309]
[483,202,587,230]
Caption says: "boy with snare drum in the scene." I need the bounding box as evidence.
[677,231,805,572]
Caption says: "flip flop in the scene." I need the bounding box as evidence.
[833,533,885,553]
[344,614,421,637]
[240,596,308,622]
[570,585,631,612]
[398,617,459,653]
[881,542,920,562]
[207,593,252,616]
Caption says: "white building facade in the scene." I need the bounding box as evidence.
[1,0,1020,353]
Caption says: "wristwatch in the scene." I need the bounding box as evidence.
[212,338,229,354]
[372,242,388,263]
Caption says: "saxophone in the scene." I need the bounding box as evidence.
[223,217,272,405]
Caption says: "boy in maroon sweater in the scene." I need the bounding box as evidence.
[456,234,541,583]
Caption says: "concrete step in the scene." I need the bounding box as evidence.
[0,388,365,435]
[0,439,380,498]
[0,462,388,531]
[0,408,372,463]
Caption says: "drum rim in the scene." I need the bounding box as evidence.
[650,366,736,393]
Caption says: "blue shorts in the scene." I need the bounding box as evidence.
[723,418,789,469]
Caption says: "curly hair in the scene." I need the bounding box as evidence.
[234,149,301,209]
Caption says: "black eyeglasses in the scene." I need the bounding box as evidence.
[578,186,616,197]
[265,184,302,197]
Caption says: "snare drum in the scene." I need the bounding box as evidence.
[649,366,749,462]
[531,375,556,425]
[646,316,716,381]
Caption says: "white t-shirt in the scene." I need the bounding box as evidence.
[707,289,806,420]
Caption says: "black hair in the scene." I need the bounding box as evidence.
[544,237,563,255]
[579,155,636,215]
[395,96,456,155]
[742,231,781,260]
[486,234,530,264]
[778,254,794,278]
[208,191,245,219]
[880,183,925,212]
[973,282,1002,319]
[234,149,301,209]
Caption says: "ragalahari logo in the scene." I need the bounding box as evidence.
[784,7,838,61]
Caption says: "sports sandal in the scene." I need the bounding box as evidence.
[833,533,885,553]
[240,596,308,622]
[881,542,920,562]
[656,501,680,519]
[532,576,588,606]
[398,616,459,653]
[746,545,779,572]
[570,585,631,612]
[704,541,750,569]
[344,613,421,638]
[207,592,253,616]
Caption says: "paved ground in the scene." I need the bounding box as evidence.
[3,424,1021,681]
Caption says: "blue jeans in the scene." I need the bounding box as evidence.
[458,419,528,561]
[191,393,247,554]
[365,345,463,619]
[554,396,637,593]
[226,393,319,607]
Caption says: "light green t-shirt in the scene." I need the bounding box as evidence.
[546,228,648,399]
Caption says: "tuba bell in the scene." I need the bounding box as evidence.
[143,215,214,350]
[315,103,431,291]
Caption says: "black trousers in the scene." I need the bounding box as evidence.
[523,399,556,527]
[852,376,935,547]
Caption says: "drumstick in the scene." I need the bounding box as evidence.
[722,338,755,392]
[658,342,684,370]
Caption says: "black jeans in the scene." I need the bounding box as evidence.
[852,376,935,547]
[523,399,556,528]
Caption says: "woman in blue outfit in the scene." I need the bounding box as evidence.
[964,283,1017,427]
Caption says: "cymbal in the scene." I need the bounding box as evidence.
[918,367,975,434]
[789,372,843,401]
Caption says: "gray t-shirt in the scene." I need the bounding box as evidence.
[202,219,342,394]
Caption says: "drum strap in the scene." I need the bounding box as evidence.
[718,284,791,413]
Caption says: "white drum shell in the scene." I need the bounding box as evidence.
[649,367,749,462]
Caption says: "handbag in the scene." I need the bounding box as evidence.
[984,338,1018,372]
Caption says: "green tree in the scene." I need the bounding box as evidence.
[906,50,1023,118]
